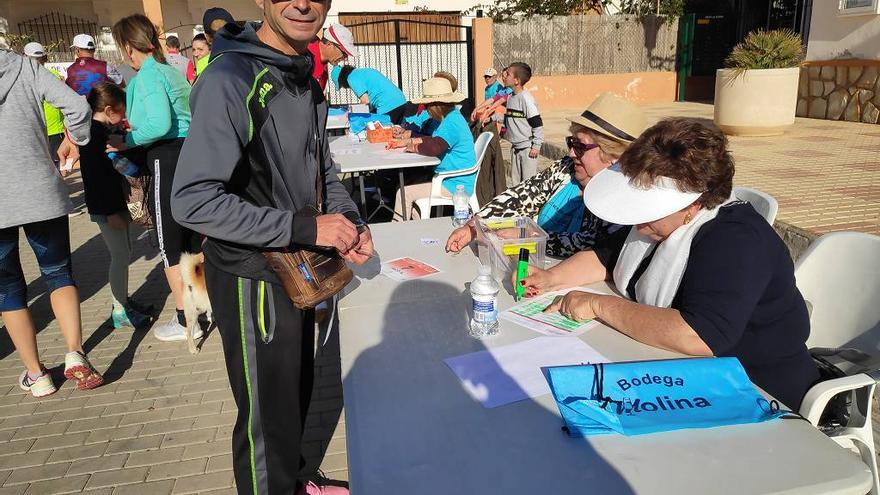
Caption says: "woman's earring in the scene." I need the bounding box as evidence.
[683,212,693,225]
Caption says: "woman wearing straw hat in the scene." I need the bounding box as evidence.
[388,77,476,220]
[446,92,647,258]
[523,118,818,410]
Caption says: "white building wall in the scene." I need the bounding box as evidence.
[806,0,880,60]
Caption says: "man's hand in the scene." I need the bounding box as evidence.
[445,225,475,253]
[515,265,562,298]
[542,291,600,322]
[315,214,359,254]
[528,147,539,159]
[57,136,79,177]
[106,134,129,153]
[342,227,374,265]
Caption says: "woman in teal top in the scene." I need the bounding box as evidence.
[109,14,196,343]
[389,77,476,220]
[331,65,408,124]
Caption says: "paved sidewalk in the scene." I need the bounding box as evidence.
[541,102,880,242]
[0,175,346,494]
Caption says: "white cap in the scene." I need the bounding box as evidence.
[23,42,46,58]
[484,67,497,77]
[584,165,703,225]
[71,34,96,50]
[324,24,358,58]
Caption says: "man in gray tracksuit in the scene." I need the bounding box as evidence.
[170,2,372,493]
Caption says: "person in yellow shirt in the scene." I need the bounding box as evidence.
[24,42,65,168]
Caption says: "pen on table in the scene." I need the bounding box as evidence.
[515,248,529,302]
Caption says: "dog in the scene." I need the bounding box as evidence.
[180,252,213,354]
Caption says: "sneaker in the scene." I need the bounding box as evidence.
[63,352,103,390]
[153,316,203,342]
[298,482,349,495]
[19,368,56,398]
[111,305,152,329]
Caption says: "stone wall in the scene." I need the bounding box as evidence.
[796,60,880,124]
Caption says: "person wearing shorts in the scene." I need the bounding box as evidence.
[0,48,103,397]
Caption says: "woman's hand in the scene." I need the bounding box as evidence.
[515,265,562,298]
[57,136,79,177]
[386,138,411,150]
[543,291,600,322]
[391,126,411,139]
[106,134,128,153]
[446,225,475,253]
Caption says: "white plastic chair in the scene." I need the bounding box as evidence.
[413,132,493,220]
[734,186,779,225]
[795,232,880,494]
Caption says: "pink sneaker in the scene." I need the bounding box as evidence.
[298,481,349,495]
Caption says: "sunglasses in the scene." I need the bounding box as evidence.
[483,75,494,79]
[566,136,600,158]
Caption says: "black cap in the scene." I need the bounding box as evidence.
[203,7,235,35]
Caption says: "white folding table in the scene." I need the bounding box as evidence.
[329,135,440,221]
[336,217,873,495]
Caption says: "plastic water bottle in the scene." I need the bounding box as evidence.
[469,266,500,338]
[452,184,470,227]
[107,152,140,177]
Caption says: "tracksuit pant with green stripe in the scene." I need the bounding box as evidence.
[206,262,314,495]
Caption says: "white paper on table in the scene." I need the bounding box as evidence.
[332,147,362,156]
[444,337,609,408]
[379,257,441,282]
[500,287,610,337]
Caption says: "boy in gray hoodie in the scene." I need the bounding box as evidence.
[0,49,103,397]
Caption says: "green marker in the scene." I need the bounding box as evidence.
[515,248,529,302]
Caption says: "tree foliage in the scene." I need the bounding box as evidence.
[468,0,607,22]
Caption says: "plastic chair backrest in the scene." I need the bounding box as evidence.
[734,186,779,225]
[794,232,880,351]
[469,132,493,198]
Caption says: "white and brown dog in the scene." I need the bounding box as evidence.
[179,252,213,354]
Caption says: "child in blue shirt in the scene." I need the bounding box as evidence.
[331,65,408,124]
[388,77,476,220]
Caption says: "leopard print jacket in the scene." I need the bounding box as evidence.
[476,157,624,258]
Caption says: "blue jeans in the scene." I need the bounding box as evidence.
[0,216,75,311]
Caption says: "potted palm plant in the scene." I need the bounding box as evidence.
[714,29,804,136]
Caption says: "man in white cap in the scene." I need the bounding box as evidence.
[483,67,502,100]
[66,33,123,96]
[307,24,357,90]
[23,42,66,168]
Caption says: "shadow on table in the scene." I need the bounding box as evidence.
[342,280,634,493]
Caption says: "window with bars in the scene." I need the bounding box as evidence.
[838,0,880,15]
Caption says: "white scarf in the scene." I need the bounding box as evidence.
[612,195,740,308]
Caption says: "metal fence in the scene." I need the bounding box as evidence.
[18,12,97,49]
[325,20,474,111]
[493,14,679,75]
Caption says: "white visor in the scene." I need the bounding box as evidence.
[584,165,703,225]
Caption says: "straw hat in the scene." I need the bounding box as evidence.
[567,92,647,144]
[410,77,466,105]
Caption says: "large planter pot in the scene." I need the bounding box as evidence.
[713,67,800,136]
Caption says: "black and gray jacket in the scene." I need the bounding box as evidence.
[476,157,623,258]
[171,22,361,282]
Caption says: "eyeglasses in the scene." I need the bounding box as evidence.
[566,136,600,158]
[483,75,493,79]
